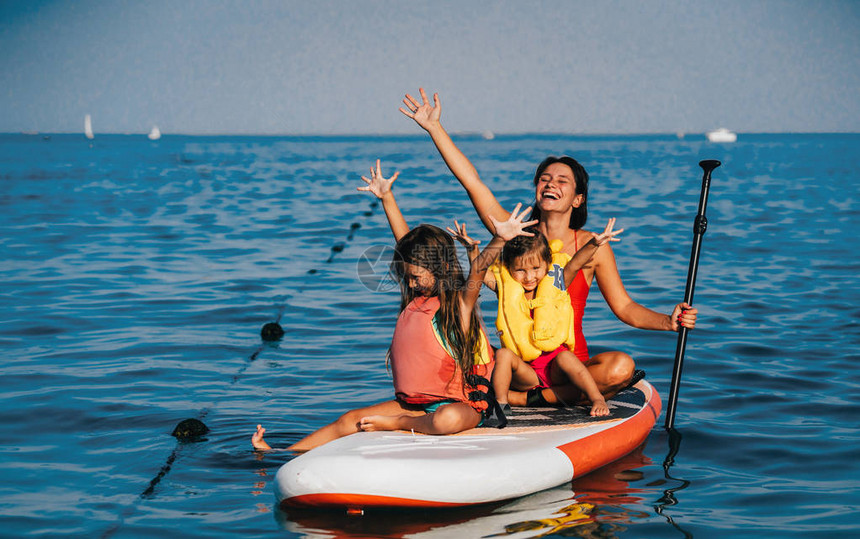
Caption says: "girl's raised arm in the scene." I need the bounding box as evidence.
[447,219,481,263]
[460,204,537,316]
[563,218,624,287]
[358,159,409,241]
[401,88,509,234]
[448,219,497,291]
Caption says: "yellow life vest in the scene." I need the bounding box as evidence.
[492,239,576,362]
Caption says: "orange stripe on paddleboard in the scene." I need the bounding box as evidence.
[555,383,661,478]
[280,492,467,510]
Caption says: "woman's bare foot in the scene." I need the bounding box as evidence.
[252,424,272,450]
[358,415,402,432]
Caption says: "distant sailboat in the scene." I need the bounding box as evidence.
[84,114,94,140]
[706,128,737,143]
[148,125,161,140]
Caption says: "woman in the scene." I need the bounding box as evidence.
[401,88,697,405]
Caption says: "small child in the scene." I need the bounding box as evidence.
[450,219,623,417]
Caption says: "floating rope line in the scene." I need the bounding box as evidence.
[102,198,380,537]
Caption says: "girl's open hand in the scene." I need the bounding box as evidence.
[671,302,698,331]
[488,203,539,242]
[447,220,481,249]
[591,218,624,246]
[399,88,441,131]
[358,159,399,199]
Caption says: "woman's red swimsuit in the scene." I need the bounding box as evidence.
[567,231,591,363]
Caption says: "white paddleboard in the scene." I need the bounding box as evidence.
[275,380,660,509]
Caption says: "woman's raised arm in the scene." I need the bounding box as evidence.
[401,88,509,234]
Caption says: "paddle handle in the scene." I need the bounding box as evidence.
[664,159,720,429]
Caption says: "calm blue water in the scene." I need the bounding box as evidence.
[1,132,858,537]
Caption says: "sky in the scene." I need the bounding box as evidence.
[2,0,859,135]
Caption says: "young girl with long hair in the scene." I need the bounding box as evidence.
[252,161,534,451]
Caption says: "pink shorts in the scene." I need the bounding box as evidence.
[530,345,568,389]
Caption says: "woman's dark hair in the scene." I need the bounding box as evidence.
[529,156,589,230]
[501,228,551,270]
[390,224,483,386]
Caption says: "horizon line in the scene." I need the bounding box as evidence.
[7,130,860,138]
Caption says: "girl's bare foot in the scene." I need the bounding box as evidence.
[590,401,610,417]
[252,424,272,450]
[358,415,402,432]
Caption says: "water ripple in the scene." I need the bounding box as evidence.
[1,133,858,537]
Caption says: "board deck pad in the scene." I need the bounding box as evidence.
[468,384,645,431]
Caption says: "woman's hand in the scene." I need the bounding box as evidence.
[488,203,538,242]
[447,220,481,250]
[358,159,399,199]
[591,217,624,246]
[671,302,698,331]
[399,88,441,131]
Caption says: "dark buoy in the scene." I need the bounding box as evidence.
[347,222,362,240]
[261,321,285,341]
[171,418,209,441]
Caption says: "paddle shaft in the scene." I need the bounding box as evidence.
[664,159,720,429]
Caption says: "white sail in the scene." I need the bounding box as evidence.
[84,114,94,140]
[148,125,161,140]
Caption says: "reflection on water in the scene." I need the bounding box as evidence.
[653,427,693,539]
[493,501,602,537]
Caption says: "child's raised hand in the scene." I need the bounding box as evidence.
[358,159,399,199]
[591,218,624,246]
[446,220,481,249]
[399,88,441,131]
[488,203,539,241]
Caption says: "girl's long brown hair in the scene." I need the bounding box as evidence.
[390,225,483,385]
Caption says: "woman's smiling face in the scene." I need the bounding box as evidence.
[535,162,583,213]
